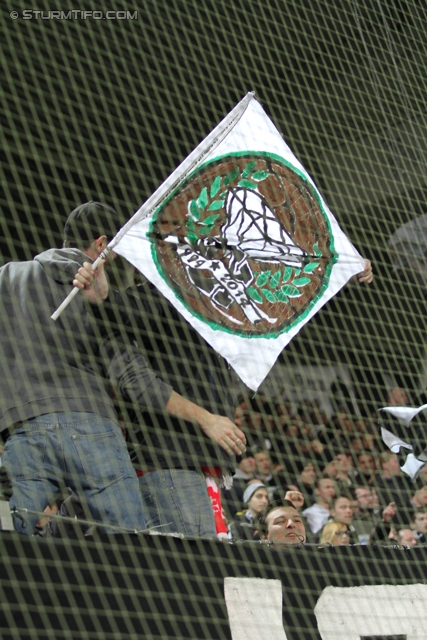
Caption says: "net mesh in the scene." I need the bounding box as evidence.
[1,0,427,638]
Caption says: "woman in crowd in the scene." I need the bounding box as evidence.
[319,521,351,546]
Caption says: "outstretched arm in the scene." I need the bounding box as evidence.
[76,262,247,458]
[165,390,246,457]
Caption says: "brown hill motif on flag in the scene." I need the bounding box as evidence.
[149,153,334,336]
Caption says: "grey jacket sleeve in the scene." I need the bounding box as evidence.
[100,338,173,411]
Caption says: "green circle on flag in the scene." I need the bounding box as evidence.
[149,151,336,338]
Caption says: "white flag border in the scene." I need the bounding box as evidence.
[108,92,256,252]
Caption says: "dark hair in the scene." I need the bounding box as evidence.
[63,201,122,248]
[332,493,352,507]
[257,499,298,533]
[315,476,335,490]
[412,506,427,520]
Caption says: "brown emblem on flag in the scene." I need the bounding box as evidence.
[149,153,334,337]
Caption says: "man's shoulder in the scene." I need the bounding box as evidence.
[303,503,328,516]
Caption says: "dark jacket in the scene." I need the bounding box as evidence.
[101,282,236,472]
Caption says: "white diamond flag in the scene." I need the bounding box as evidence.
[114,93,365,391]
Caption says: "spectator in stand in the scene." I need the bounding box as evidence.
[322,458,340,481]
[0,202,160,534]
[244,402,273,453]
[398,528,418,546]
[319,411,356,450]
[352,486,382,544]
[411,508,427,544]
[355,452,378,485]
[222,452,256,518]
[374,451,413,511]
[416,464,427,485]
[408,484,427,510]
[229,482,268,541]
[361,432,381,453]
[322,451,358,494]
[302,477,336,536]
[369,523,398,545]
[287,461,318,508]
[260,402,294,469]
[258,498,306,545]
[319,521,351,546]
[386,386,409,407]
[253,450,287,500]
[278,418,303,461]
[254,450,274,483]
[336,452,358,488]
[330,495,357,542]
[368,501,399,545]
[295,423,325,463]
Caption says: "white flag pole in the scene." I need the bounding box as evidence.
[51,92,255,321]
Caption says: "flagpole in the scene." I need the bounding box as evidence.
[51,91,255,321]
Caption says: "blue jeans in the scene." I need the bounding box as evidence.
[3,412,147,534]
[138,469,216,538]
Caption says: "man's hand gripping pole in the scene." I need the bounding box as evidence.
[50,247,110,321]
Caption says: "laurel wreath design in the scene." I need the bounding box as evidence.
[185,161,324,305]
[185,161,268,244]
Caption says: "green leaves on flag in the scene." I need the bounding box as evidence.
[247,264,318,305]
[189,200,202,220]
[256,271,271,288]
[238,179,257,189]
[252,170,269,181]
[241,161,257,178]
[303,262,320,273]
[210,176,221,198]
[224,168,239,186]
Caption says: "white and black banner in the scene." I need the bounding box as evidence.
[0,533,426,639]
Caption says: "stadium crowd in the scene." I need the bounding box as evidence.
[0,201,424,548]
[222,392,427,546]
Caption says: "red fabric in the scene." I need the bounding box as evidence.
[202,467,227,535]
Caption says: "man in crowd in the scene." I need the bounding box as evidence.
[351,486,381,544]
[259,498,306,545]
[411,508,427,544]
[356,452,378,485]
[1,202,246,535]
[302,477,336,536]
[287,461,317,508]
[222,452,256,518]
[398,528,418,546]
[253,449,288,500]
[374,451,413,510]
[409,484,427,510]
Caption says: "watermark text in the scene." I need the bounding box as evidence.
[10,10,138,20]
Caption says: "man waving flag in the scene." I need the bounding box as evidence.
[54,93,371,391]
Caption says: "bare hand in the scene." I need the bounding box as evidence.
[357,259,373,284]
[382,502,396,523]
[199,414,246,456]
[285,490,305,510]
[73,260,108,304]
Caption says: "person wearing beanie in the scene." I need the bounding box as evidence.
[229,481,268,541]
